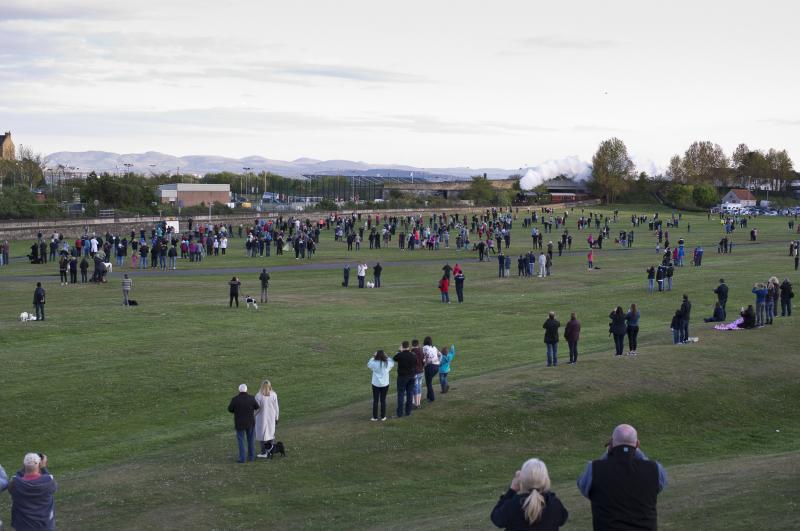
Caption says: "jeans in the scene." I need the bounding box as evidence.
[358,276,365,288]
[672,329,680,344]
[374,275,381,288]
[139,257,147,269]
[680,320,689,342]
[667,277,672,290]
[627,326,639,351]
[396,376,414,417]
[613,333,625,355]
[441,291,450,303]
[439,371,449,392]
[123,289,130,306]
[372,385,388,419]
[546,342,558,366]
[456,285,464,303]
[169,256,177,269]
[648,279,654,293]
[34,302,45,321]
[414,373,423,395]
[424,364,439,401]
[235,428,255,462]
[766,301,775,323]
[116,255,123,266]
[568,341,578,363]
[755,302,765,326]
[781,299,792,316]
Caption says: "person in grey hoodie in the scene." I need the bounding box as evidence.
[8,453,58,530]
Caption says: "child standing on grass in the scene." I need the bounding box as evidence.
[439,344,455,393]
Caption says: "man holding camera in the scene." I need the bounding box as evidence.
[7,453,58,530]
[577,424,667,531]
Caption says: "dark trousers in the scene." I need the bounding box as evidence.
[34,302,45,321]
[60,271,67,283]
[81,270,88,282]
[358,276,365,288]
[372,385,388,419]
[230,294,239,307]
[235,428,255,462]
[781,299,792,316]
[374,274,381,288]
[455,285,464,303]
[424,364,439,402]
[568,341,579,363]
[627,326,639,351]
[261,287,268,303]
[680,320,689,342]
[613,333,625,355]
[396,376,414,417]
[70,270,77,283]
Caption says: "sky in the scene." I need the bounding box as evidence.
[1,0,798,172]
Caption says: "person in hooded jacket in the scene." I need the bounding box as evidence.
[7,453,58,530]
[542,312,560,367]
[609,306,627,356]
[779,278,794,317]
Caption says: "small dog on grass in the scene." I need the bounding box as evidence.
[245,296,259,310]
[19,312,37,322]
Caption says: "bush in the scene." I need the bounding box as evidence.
[692,184,719,208]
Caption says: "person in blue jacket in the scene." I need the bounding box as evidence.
[438,344,455,393]
[752,282,768,326]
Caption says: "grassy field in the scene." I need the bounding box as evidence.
[1,206,799,530]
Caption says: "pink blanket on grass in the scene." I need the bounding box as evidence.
[714,317,744,330]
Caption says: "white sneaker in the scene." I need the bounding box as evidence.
[370,418,378,421]
[256,453,269,458]
[381,417,387,421]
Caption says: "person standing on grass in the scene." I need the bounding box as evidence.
[422,336,441,402]
[714,278,728,319]
[7,453,58,531]
[564,313,581,365]
[411,339,425,409]
[367,350,394,421]
[58,255,68,285]
[357,262,367,288]
[255,380,279,457]
[439,274,450,303]
[229,276,242,308]
[679,294,692,342]
[33,282,46,321]
[625,304,640,356]
[373,262,383,288]
[228,384,259,463]
[543,312,560,367]
[751,283,767,327]
[670,310,682,344]
[577,424,667,531]
[780,278,794,317]
[587,249,594,270]
[438,344,455,393]
[766,277,780,325]
[609,306,627,356]
[122,274,132,306]
[393,341,416,418]
[491,458,569,530]
[258,269,270,303]
[342,264,350,287]
[454,268,465,303]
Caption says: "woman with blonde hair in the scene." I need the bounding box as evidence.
[490,458,568,530]
[255,379,279,458]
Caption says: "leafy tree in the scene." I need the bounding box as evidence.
[465,175,496,204]
[692,184,718,207]
[591,137,634,203]
[681,141,728,184]
[667,155,684,182]
[667,184,694,209]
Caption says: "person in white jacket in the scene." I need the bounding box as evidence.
[367,350,394,421]
[255,380,280,457]
[357,263,368,288]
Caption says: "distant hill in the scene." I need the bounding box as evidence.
[44,151,516,180]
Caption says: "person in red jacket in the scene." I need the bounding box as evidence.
[438,275,450,304]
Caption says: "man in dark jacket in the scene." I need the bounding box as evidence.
[373,262,383,288]
[564,313,581,364]
[393,342,416,418]
[228,384,260,463]
[679,295,691,343]
[714,278,729,319]
[543,312,561,367]
[577,424,667,531]
[8,452,58,530]
[779,278,793,317]
[258,269,270,303]
[33,282,46,321]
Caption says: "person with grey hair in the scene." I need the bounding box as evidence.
[227,384,260,463]
[7,453,58,530]
[577,424,667,531]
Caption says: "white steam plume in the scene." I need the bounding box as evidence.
[519,156,592,191]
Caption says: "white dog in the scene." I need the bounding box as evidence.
[103,262,113,274]
[245,296,259,310]
[366,281,375,288]
[19,312,37,322]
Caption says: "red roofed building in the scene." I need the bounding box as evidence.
[721,188,756,206]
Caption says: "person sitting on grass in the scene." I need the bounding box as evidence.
[737,305,757,329]
[703,302,725,323]
[490,458,568,530]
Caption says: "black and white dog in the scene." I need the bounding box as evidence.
[245,296,259,310]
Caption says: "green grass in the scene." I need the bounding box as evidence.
[1,205,799,530]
